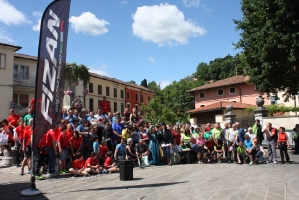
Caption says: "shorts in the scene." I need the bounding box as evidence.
[59,149,68,160]
[193,145,206,153]
[24,145,32,158]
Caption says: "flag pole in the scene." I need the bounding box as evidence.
[21,0,71,196]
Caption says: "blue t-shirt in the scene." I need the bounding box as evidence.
[115,143,126,157]
[112,122,123,139]
[93,141,99,153]
[76,124,89,144]
[244,139,253,149]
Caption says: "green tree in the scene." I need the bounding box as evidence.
[128,80,136,84]
[147,81,161,94]
[140,78,148,88]
[234,0,299,100]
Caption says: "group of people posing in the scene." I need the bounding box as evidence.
[1,107,299,179]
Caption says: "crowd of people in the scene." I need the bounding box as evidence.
[0,105,299,180]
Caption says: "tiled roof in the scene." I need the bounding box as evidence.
[186,101,253,114]
[188,75,250,92]
[0,42,22,51]
[89,72,155,94]
[14,53,37,61]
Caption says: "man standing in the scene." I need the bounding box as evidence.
[7,109,20,128]
[221,123,230,159]
[212,123,222,143]
[264,123,278,164]
[23,109,33,126]
[99,96,110,115]
[252,119,264,144]
[236,122,246,143]
[227,124,239,163]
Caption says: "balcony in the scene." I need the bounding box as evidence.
[10,101,27,116]
[13,71,36,88]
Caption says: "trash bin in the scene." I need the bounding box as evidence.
[120,160,133,181]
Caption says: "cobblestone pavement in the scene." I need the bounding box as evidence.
[0,150,298,200]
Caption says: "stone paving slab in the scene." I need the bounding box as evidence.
[0,150,298,200]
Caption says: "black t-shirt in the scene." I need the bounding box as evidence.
[136,143,147,153]
[102,128,113,140]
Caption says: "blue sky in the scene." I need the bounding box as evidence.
[0,0,243,89]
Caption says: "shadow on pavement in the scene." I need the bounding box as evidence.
[74,181,188,191]
[0,182,49,200]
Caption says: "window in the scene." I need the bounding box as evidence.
[200,105,205,107]
[120,90,124,98]
[217,89,224,96]
[114,88,117,98]
[19,94,29,107]
[127,103,131,112]
[13,93,18,104]
[89,98,94,112]
[89,83,93,93]
[141,94,144,103]
[135,104,139,112]
[106,86,110,96]
[229,87,236,94]
[148,97,151,101]
[127,91,130,100]
[98,85,102,95]
[199,92,205,98]
[0,53,6,69]
[114,102,117,112]
[121,103,125,114]
[20,65,29,79]
[135,93,138,101]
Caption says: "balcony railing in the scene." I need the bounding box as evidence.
[13,71,36,88]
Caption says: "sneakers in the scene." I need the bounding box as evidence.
[273,161,277,164]
[62,169,68,173]
[59,170,65,174]
[218,160,221,164]
[198,161,202,164]
[83,173,90,178]
[249,161,253,166]
[34,174,45,180]
[20,169,24,175]
[27,170,31,174]
[0,153,4,156]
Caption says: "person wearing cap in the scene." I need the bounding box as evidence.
[99,96,110,115]
[293,124,299,155]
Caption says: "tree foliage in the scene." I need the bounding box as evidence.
[234,0,299,100]
[65,63,90,88]
[140,79,148,88]
[128,80,136,84]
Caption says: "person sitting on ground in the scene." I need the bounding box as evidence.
[194,133,208,164]
[103,151,119,174]
[248,138,266,165]
[126,138,137,162]
[170,138,181,165]
[99,140,108,165]
[237,141,248,164]
[84,152,102,174]
[69,152,89,177]
[214,139,224,164]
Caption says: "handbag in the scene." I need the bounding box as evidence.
[141,155,149,166]
[0,133,9,146]
[159,145,164,158]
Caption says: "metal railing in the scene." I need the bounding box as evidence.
[13,71,36,88]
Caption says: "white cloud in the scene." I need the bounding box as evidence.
[0,0,30,25]
[159,80,171,89]
[149,57,155,62]
[69,12,109,36]
[89,65,110,76]
[32,11,42,18]
[0,28,15,43]
[183,0,200,8]
[132,4,206,46]
[120,1,128,5]
[32,19,41,31]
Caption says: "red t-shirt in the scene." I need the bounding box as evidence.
[37,133,47,148]
[278,132,287,143]
[73,159,85,169]
[99,145,108,157]
[104,157,112,169]
[7,114,20,127]
[24,129,33,145]
[65,130,73,141]
[100,100,110,113]
[171,130,181,146]
[53,128,61,141]
[45,129,55,147]
[206,141,214,149]
[15,126,25,139]
[70,136,82,150]
[57,133,69,150]
[205,126,211,132]
[85,157,98,168]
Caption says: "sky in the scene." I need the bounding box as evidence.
[0,0,243,89]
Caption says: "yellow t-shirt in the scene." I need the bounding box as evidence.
[122,129,131,139]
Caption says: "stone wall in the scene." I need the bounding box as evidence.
[262,116,299,130]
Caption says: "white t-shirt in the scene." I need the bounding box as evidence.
[245,132,256,139]
[228,129,238,142]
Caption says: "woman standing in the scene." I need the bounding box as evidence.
[277,127,290,164]
[130,108,138,123]
[160,122,173,166]
[147,125,161,166]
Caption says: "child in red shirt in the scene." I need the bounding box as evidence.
[69,152,89,176]
[84,152,102,174]
[103,151,119,174]
[99,140,108,165]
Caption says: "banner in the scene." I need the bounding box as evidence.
[33,0,71,148]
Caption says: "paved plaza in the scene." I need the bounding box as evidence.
[0,151,299,200]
